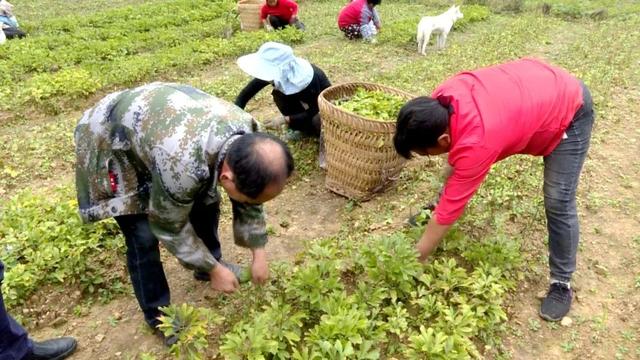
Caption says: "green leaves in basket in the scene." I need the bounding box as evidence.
[333,88,406,122]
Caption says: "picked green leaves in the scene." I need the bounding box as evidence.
[334,88,406,122]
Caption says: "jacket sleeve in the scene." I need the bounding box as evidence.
[434,146,497,225]
[372,8,381,28]
[260,4,268,20]
[231,199,268,248]
[359,4,373,26]
[289,0,299,16]
[147,149,219,273]
[235,78,271,109]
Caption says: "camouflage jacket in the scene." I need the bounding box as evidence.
[75,82,267,272]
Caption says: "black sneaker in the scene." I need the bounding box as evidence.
[153,326,179,348]
[25,337,77,360]
[539,282,573,321]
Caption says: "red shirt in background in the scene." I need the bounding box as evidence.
[260,0,298,22]
[432,58,583,225]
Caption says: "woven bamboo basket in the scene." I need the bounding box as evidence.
[237,0,263,31]
[318,82,414,200]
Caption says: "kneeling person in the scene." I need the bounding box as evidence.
[261,0,304,31]
[235,42,331,139]
[74,82,294,344]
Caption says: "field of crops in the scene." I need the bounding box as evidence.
[1,0,639,359]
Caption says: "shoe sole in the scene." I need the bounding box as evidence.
[48,342,78,360]
[538,309,563,322]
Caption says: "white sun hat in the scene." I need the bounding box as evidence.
[237,41,314,95]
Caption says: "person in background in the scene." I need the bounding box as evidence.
[0,261,78,360]
[261,0,304,31]
[0,0,26,43]
[393,58,594,322]
[338,0,381,43]
[75,82,294,346]
[235,41,331,140]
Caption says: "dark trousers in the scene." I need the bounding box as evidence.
[267,15,305,31]
[114,200,222,328]
[272,90,321,137]
[267,15,289,30]
[0,261,33,360]
[2,27,26,39]
[543,82,594,283]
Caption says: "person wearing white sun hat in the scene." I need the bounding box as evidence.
[235,42,331,138]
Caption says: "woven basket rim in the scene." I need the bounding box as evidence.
[319,82,415,126]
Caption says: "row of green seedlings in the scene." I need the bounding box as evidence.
[0,0,304,114]
[158,229,519,359]
[0,186,127,321]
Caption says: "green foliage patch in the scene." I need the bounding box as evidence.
[454,5,492,30]
[0,0,305,114]
[0,186,126,310]
[160,231,518,359]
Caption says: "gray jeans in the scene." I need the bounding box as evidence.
[544,82,594,283]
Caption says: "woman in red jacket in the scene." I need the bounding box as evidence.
[261,0,304,31]
[338,0,381,42]
[394,59,594,322]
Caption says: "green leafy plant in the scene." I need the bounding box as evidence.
[158,304,223,360]
[220,300,305,359]
[0,186,126,311]
[454,5,491,30]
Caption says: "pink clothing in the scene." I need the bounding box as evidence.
[338,0,380,29]
[433,58,583,225]
[260,0,298,21]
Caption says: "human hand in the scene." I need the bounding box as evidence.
[250,248,269,285]
[264,24,274,32]
[415,239,430,263]
[263,115,287,129]
[209,264,239,293]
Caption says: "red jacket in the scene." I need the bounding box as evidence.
[260,0,298,21]
[338,0,380,29]
[432,58,583,225]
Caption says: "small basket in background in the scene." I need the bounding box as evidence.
[237,0,263,31]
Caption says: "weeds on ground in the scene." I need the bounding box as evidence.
[0,186,127,314]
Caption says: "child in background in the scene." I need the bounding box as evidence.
[261,0,305,31]
[338,0,381,43]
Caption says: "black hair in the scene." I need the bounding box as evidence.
[368,0,381,5]
[393,96,450,159]
[226,132,294,199]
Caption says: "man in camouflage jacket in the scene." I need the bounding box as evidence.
[75,82,294,341]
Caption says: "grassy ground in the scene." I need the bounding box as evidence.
[1,0,639,358]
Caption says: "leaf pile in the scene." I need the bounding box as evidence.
[334,88,406,122]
